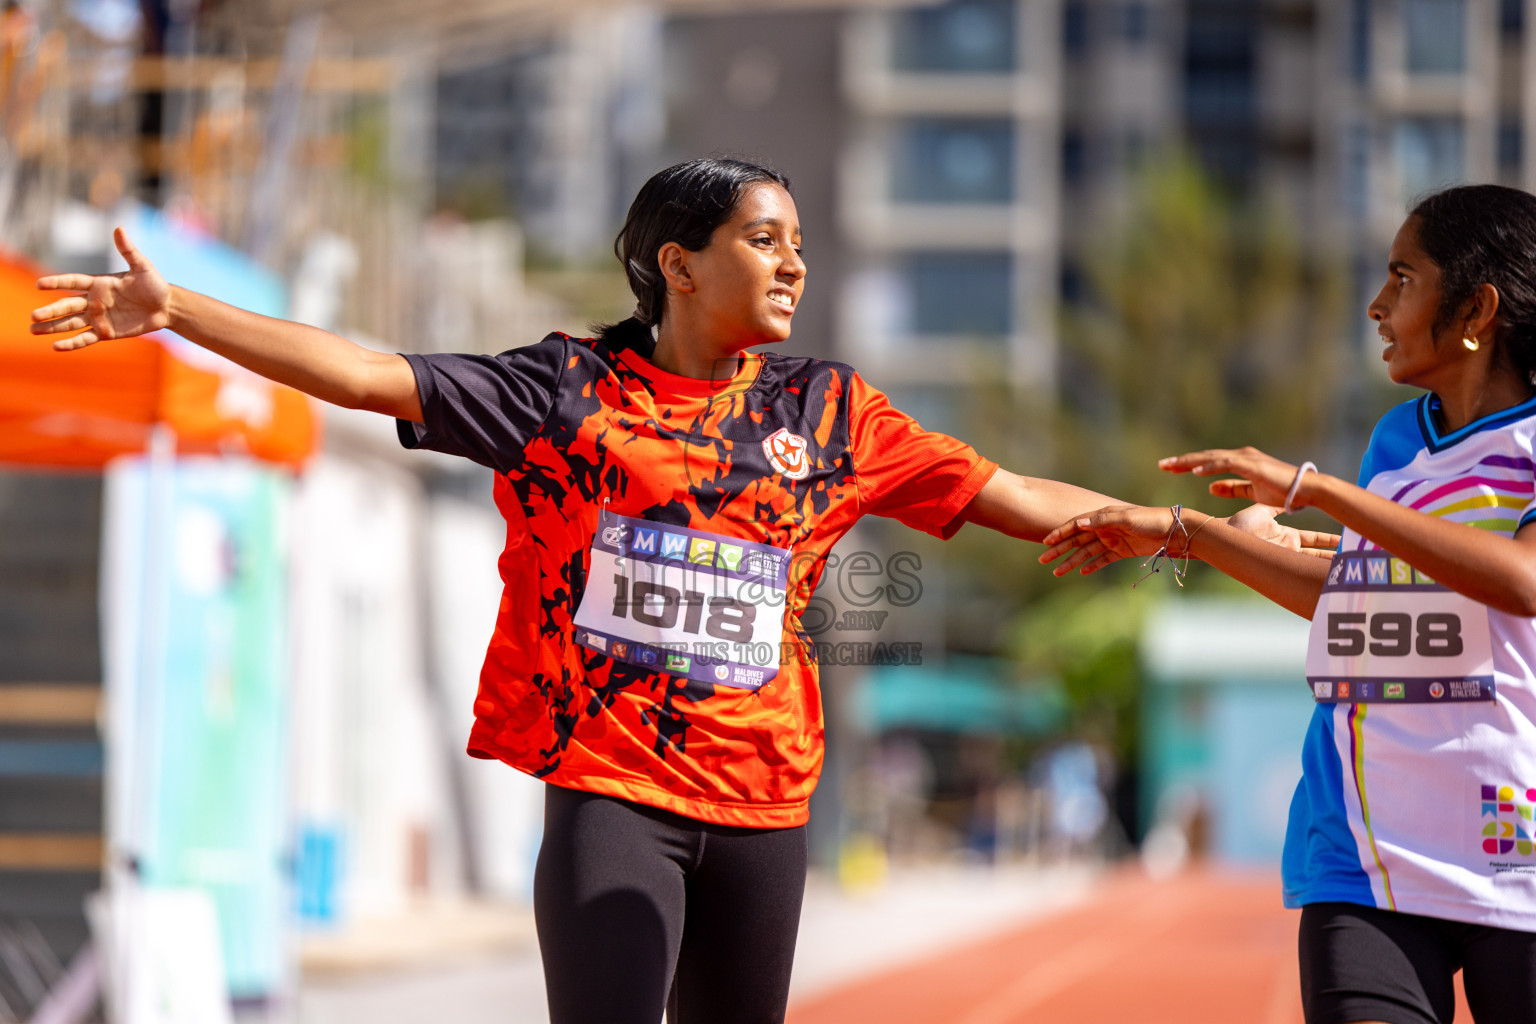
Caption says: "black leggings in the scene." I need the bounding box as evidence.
[1300,902,1536,1024]
[533,785,808,1024]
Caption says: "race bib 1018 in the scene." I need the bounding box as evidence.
[1306,551,1495,703]
[572,513,792,691]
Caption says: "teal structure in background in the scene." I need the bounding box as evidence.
[1139,600,1316,864]
[97,205,298,999]
[105,457,291,999]
[850,656,1066,736]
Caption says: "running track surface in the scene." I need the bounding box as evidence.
[787,867,1473,1024]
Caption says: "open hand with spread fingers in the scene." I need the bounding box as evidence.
[29,227,171,351]
[1157,446,1315,509]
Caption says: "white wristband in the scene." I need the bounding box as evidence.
[1282,461,1317,515]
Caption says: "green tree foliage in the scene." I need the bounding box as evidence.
[944,152,1350,770]
[1004,586,1145,760]
[1056,151,1346,508]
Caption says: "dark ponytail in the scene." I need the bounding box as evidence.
[1411,184,1536,383]
[596,157,791,349]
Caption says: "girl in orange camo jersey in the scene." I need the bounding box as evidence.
[30,157,1334,1024]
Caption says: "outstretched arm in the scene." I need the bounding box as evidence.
[1165,447,1536,617]
[30,227,422,421]
[1044,443,1536,619]
[959,470,1125,542]
[1039,504,1332,618]
[964,468,1341,583]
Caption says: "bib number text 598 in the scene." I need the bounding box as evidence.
[1326,612,1463,658]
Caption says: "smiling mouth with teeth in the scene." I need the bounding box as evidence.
[769,292,796,313]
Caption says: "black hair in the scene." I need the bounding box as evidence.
[1411,184,1536,383]
[596,157,791,349]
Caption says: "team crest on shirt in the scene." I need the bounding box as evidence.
[763,428,810,480]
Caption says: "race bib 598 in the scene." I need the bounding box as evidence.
[572,513,792,691]
[1306,552,1495,703]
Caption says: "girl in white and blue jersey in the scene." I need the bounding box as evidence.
[1042,184,1536,1024]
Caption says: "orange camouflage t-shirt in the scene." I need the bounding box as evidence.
[399,333,997,827]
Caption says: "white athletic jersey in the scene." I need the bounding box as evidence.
[1284,392,1536,930]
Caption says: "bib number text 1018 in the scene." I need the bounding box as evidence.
[611,576,756,642]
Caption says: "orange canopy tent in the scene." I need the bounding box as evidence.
[0,251,316,469]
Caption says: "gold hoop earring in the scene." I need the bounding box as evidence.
[1464,335,1480,352]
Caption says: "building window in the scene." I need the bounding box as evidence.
[1060,258,1088,304]
[1500,116,1522,171]
[1404,0,1466,74]
[1062,129,1087,184]
[1350,0,1371,82]
[1344,121,1370,219]
[1121,1,1151,43]
[1395,117,1465,196]
[892,0,1016,73]
[905,253,1013,337]
[1502,0,1523,36]
[1184,16,1256,121]
[893,119,1015,203]
[1064,0,1089,56]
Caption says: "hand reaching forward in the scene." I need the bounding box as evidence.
[1157,446,1308,508]
[1226,503,1340,560]
[1038,502,1341,577]
[1037,504,1179,577]
[30,227,171,351]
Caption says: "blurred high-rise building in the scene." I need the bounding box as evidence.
[440,1,1527,404]
[837,0,1063,393]
[1317,0,1523,339]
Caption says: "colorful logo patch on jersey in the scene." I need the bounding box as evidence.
[1337,682,1350,700]
[1429,681,1446,699]
[611,642,628,660]
[1479,783,1536,856]
[1385,682,1405,699]
[763,427,810,480]
[1314,681,1333,699]
[665,654,691,674]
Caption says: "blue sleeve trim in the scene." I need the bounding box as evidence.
[1356,398,1425,488]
